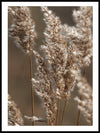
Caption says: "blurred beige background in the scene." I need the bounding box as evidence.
[8,7,92,126]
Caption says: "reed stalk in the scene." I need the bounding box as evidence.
[77,108,81,125]
[76,96,82,125]
[29,51,34,125]
[55,99,60,125]
[61,100,67,125]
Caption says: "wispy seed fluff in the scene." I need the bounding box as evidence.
[32,50,57,125]
[8,94,23,126]
[24,115,47,123]
[63,7,92,66]
[8,6,37,54]
[72,70,92,125]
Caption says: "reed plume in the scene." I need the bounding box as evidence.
[62,7,93,125]
[32,50,57,125]
[8,6,93,126]
[41,7,70,124]
[41,7,69,100]
[72,70,93,124]
[41,6,93,125]
[8,94,23,126]
[63,6,92,67]
[8,6,37,53]
[8,6,37,125]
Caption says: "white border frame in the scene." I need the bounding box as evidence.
[2,2,99,131]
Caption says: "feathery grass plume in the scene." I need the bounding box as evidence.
[63,6,93,66]
[41,7,67,46]
[41,6,93,125]
[32,50,57,125]
[41,7,72,100]
[62,6,93,124]
[41,7,77,125]
[72,70,93,125]
[8,94,23,126]
[8,6,93,126]
[64,44,78,94]
[8,6,37,54]
[8,6,37,125]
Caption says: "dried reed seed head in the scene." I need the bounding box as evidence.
[59,44,78,100]
[63,6,92,67]
[8,94,23,126]
[73,6,93,27]
[41,6,67,47]
[32,77,57,125]
[72,70,92,124]
[8,6,93,125]
[41,7,79,101]
[8,6,37,54]
[41,7,72,100]
[8,6,30,21]
[32,50,57,125]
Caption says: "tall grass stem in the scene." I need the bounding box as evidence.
[30,51,34,125]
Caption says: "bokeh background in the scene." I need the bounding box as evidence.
[8,6,92,126]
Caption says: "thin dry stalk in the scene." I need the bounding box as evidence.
[77,109,81,125]
[55,99,60,125]
[60,100,67,125]
[76,96,81,125]
[29,51,34,125]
